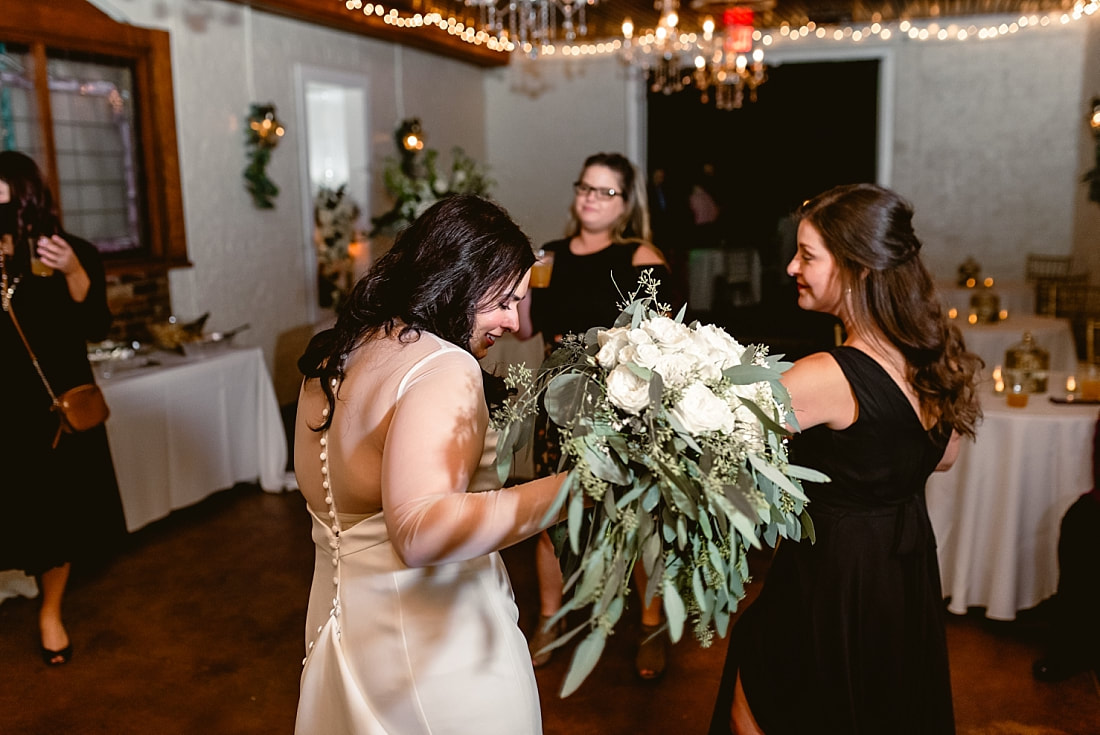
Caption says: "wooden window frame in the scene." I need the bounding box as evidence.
[2,1,188,274]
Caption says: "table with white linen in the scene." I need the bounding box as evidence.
[926,390,1098,620]
[953,314,1078,374]
[99,346,287,532]
[938,279,1035,318]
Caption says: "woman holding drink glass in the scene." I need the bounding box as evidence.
[0,150,125,666]
[516,152,677,678]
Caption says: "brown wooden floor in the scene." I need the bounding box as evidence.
[1,483,1097,734]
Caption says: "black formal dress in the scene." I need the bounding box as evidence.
[709,346,956,735]
[0,234,126,576]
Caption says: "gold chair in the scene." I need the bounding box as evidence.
[1035,273,1090,316]
[1026,254,1073,283]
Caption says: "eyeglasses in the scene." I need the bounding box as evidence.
[572,182,622,200]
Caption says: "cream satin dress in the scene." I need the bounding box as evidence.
[294,333,541,735]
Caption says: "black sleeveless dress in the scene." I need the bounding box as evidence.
[529,238,667,347]
[709,347,955,735]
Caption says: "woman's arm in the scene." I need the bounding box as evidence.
[381,351,564,567]
[779,352,858,432]
[631,242,667,267]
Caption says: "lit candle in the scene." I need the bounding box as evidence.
[1067,375,1077,394]
[992,365,1002,381]
[965,278,976,288]
[948,308,958,319]
[999,309,1008,321]
[983,277,994,288]
[994,378,1005,393]
[968,312,978,325]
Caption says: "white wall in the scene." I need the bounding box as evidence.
[484,55,644,247]
[116,0,487,401]
[890,19,1089,281]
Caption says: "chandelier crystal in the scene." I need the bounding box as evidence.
[465,0,596,56]
[622,0,769,108]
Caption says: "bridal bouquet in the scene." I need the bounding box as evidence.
[493,272,827,696]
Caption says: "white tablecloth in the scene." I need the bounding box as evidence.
[926,391,1098,620]
[953,314,1078,374]
[938,279,1035,318]
[99,347,288,531]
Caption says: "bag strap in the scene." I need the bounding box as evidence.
[7,300,60,405]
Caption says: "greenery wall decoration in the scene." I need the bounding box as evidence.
[243,103,285,209]
[1085,97,1100,206]
[370,119,493,235]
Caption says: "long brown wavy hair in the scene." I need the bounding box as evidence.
[799,183,983,438]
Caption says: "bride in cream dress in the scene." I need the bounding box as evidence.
[293,196,565,735]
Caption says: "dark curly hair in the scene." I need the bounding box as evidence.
[298,194,534,431]
[798,183,983,438]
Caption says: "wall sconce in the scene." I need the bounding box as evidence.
[243,103,286,209]
[395,118,425,176]
[1085,96,1100,206]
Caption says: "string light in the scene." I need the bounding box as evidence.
[337,0,1099,57]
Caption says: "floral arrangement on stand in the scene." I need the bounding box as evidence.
[370,145,494,235]
[493,273,826,696]
[314,183,361,310]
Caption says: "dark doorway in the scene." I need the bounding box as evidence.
[646,58,879,356]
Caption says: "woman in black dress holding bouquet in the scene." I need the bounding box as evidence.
[0,151,125,665]
[710,184,982,734]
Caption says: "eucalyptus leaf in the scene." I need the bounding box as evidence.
[723,364,781,385]
[785,463,831,484]
[568,489,585,553]
[582,437,630,485]
[575,551,606,604]
[560,629,608,698]
[692,567,712,613]
[748,453,809,502]
[662,578,686,642]
[596,556,626,615]
[737,397,789,438]
[541,471,574,528]
[545,374,591,426]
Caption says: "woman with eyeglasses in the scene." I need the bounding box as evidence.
[516,152,675,679]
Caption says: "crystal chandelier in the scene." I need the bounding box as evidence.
[621,0,769,108]
[465,0,598,56]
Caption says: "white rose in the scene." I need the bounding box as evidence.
[642,316,694,352]
[653,352,697,390]
[596,327,629,368]
[605,364,652,415]
[670,382,736,434]
[690,324,746,370]
[631,341,663,370]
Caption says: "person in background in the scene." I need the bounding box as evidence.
[0,150,125,666]
[516,151,677,679]
[709,183,983,734]
[294,195,566,734]
[1031,416,1100,683]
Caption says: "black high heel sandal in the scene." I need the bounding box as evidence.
[40,643,72,666]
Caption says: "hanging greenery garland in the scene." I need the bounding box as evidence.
[243,103,285,209]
